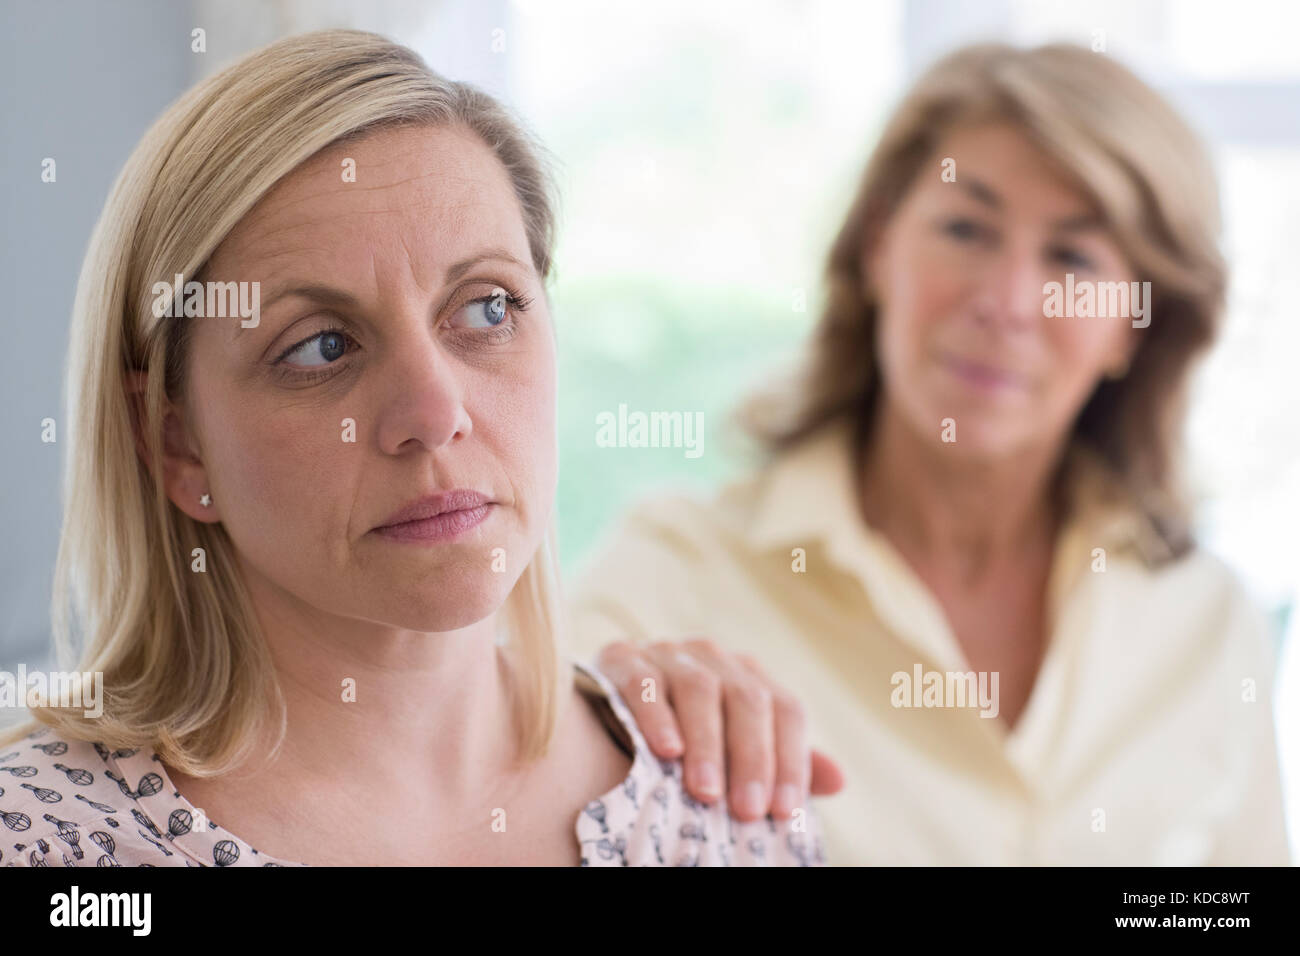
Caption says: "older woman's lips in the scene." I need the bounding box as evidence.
[938,353,1025,391]
[371,504,492,542]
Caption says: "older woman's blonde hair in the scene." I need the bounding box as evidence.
[743,42,1226,559]
[2,30,567,772]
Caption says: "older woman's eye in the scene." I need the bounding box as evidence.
[942,218,987,242]
[281,329,352,368]
[1051,246,1096,271]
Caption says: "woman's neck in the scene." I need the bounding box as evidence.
[857,401,1065,580]
[236,566,530,806]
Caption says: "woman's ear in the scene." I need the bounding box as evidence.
[124,370,219,523]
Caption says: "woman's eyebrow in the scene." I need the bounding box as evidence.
[955,177,1102,231]
[959,177,1001,208]
[1051,213,1105,231]
[260,283,361,315]
[259,249,531,315]
[444,249,532,282]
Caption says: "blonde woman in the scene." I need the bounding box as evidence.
[571,43,1291,865]
[0,30,826,867]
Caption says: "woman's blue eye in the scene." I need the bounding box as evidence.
[284,330,348,367]
[459,291,510,329]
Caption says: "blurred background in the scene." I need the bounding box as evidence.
[1,0,1296,856]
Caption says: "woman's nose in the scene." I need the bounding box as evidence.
[374,333,473,455]
[970,247,1046,333]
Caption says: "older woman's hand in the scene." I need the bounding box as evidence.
[596,638,844,821]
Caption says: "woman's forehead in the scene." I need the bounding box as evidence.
[210,125,527,273]
[921,122,1097,211]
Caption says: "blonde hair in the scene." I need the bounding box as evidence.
[742,42,1227,558]
[3,30,567,771]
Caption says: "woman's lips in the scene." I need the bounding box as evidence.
[370,504,492,542]
[937,352,1026,392]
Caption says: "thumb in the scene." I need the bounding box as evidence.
[809,748,845,796]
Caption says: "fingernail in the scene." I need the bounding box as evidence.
[742,781,766,817]
[694,761,722,798]
[773,783,800,816]
[657,729,683,753]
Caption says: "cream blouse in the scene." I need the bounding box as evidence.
[568,419,1291,865]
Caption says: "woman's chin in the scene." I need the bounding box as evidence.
[369,596,505,633]
[932,418,1041,463]
[341,575,515,633]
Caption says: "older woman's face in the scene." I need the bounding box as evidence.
[866,121,1139,459]
[173,124,556,632]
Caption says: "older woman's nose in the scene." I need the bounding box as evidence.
[970,247,1045,333]
[374,335,473,455]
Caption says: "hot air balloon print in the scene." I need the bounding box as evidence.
[52,763,94,786]
[19,782,61,804]
[213,839,240,866]
[1,808,32,831]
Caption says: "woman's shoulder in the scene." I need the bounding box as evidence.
[1163,548,1278,656]
[1135,543,1271,631]
[572,661,827,867]
[0,725,151,867]
[0,724,282,868]
[1088,532,1281,686]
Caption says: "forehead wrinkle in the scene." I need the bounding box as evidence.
[232,224,347,266]
[237,122,502,221]
[209,242,340,304]
[397,232,428,297]
[277,151,496,212]
[214,150,523,319]
[344,168,465,198]
[229,198,424,276]
[230,182,352,244]
[231,131,509,246]
[239,181,491,268]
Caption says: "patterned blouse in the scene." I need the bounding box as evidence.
[1,661,827,867]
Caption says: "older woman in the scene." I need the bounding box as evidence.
[570,43,1290,865]
[0,30,825,867]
